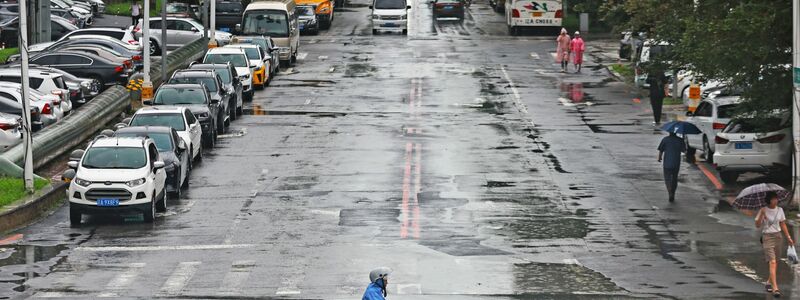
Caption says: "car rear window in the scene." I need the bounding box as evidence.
[131,113,186,131]
[154,88,207,105]
[723,118,787,134]
[204,53,247,68]
[82,147,147,169]
[716,104,737,119]
[0,76,44,90]
[73,30,125,40]
[116,132,174,152]
[168,76,218,92]
[167,4,189,13]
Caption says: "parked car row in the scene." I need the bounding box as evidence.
[0,0,104,48]
[63,35,282,225]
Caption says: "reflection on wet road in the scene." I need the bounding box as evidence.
[0,0,792,298]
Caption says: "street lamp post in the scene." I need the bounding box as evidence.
[794,0,800,207]
[18,0,34,192]
[162,0,168,82]
[209,0,217,48]
[142,0,153,102]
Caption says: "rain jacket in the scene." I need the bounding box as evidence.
[570,37,585,64]
[362,279,386,300]
[556,34,571,63]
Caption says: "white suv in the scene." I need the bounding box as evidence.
[0,68,72,115]
[67,136,167,225]
[713,113,792,184]
[370,0,411,35]
[203,47,254,101]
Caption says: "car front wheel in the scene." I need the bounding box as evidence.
[143,194,156,223]
[69,206,81,226]
[703,137,714,164]
[157,189,169,212]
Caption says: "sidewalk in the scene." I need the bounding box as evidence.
[92,14,134,29]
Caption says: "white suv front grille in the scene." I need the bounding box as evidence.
[85,188,133,201]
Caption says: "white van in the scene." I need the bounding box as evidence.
[370,0,411,35]
[505,0,562,35]
[239,0,300,66]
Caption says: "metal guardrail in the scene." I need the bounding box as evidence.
[0,38,210,178]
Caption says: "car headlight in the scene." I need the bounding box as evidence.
[278,47,290,54]
[126,178,146,187]
[401,14,407,19]
[74,177,92,187]
[241,74,250,80]
[310,18,318,24]
[372,14,380,20]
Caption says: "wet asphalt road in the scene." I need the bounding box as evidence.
[1,0,797,299]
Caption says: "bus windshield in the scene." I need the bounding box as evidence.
[242,10,289,37]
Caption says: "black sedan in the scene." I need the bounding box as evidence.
[189,62,243,116]
[147,83,222,149]
[431,0,465,20]
[167,70,233,132]
[29,51,131,88]
[114,126,190,199]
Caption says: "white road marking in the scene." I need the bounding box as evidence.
[304,99,312,105]
[562,258,582,265]
[328,67,336,73]
[34,292,67,298]
[275,288,302,295]
[318,55,328,60]
[296,52,308,60]
[97,263,146,297]
[727,259,764,283]
[395,283,422,294]
[75,244,255,252]
[500,65,527,114]
[529,52,540,59]
[157,261,202,296]
[217,260,256,296]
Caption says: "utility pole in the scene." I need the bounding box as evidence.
[161,0,168,82]
[793,0,800,207]
[142,0,153,102]
[209,0,217,48]
[18,0,34,192]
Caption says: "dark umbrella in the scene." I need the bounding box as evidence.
[660,121,702,135]
[732,183,791,210]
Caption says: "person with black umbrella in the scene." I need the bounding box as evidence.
[647,70,667,125]
[657,131,684,202]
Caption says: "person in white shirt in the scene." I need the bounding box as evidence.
[755,191,794,297]
[131,1,142,26]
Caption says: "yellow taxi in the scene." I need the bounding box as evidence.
[224,44,269,89]
[295,0,334,29]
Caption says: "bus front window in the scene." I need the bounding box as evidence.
[242,10,289,37]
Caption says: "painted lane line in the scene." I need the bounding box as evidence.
[75,244,255,252]
[400,142,413,238]
[157,261,202,297]
[296,52,308,60]
[318,55,328,60]
[500,66,528,114]
[412,143,422,239]
[217,260,256,296]
[529,52,540,59]
[97,263,146,297]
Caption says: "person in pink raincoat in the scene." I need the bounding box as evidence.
[571,31,586,73]
[556,28,571,73]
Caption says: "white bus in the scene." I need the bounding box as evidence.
[505,0,562,35]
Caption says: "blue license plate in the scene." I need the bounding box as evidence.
[444,5,453,9]
[220,27,231,32]
[300,25,305,30]
[383,22,398,27]
[735,142,752,150]
[97,198,119,206]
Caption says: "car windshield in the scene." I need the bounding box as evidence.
[130,113,186,131]
[374,0,407,9]
[82,147,147,169]
[116,133,174,152]
[239,47,260,60]
[154,88,207,105]
[167,4,189,13]
[716,104,737,119]
[241,39,268,51]
[297,6,314,16]
[205,53,247,68]
[242,10,289,37]
[168,77,218,92]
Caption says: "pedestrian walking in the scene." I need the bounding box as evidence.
[570,31,585,73]
[657,131,684,202]
[755,192,794,298]
[131,1,142,27]
[647,70,666,124]
[362,267,391,300]
[556,28,571,73]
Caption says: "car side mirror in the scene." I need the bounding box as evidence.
[67,161,79,169]
[178,140,187,151]
[235,24,242,32]
[407,5,411,9]
[368,5,373,9]
[153,160,166,170]
[69,149,85,162]
[62,169,76,182]
[122,117,132,124]
[143,100,152,105]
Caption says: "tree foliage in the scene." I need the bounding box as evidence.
[601,0,792,120]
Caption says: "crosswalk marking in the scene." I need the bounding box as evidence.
[216,260,256,296]
[157,261,202,296]
[75,244,254,252]
[97,263,146,298]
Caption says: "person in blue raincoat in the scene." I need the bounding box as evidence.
[362,267,392,300]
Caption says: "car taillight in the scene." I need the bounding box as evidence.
[114,65,125,73]
[128,40,140,45]
[132,55,142,61]
[0,122,16,130]
[715,136,729,144]
[712,122,726,130]
[133,26,140,33]
[70,90,78,96]
[554,9,563,18]
[123,60,132,67]
[41,103,52,115]
[757,134,785,144]
[512,9,520,18]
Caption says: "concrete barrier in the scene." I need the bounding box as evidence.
[0,38,209,178]
[0,182,67,233]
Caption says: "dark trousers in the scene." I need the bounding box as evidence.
[132,15,139,26]
[663,167,679,200]
[650,96,663,123]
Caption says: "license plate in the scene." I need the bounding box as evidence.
[220,27,231,32]
[444,5,453,9]
[97,198,119,206]
[383,22,398,27]
[735,142,752,150]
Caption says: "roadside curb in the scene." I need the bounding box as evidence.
[0,182,66,234]
[606,65,624,82]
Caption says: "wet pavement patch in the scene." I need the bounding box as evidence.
[419,238,510,256]
[484,181,516,187]
[492,217,592,241]
[513,262,624,294]
[0,244,69,293]
[339,209,400,226]
[243,108,348,118]
[344,63,378,77]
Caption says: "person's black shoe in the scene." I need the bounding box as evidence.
[669,195,675,202]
